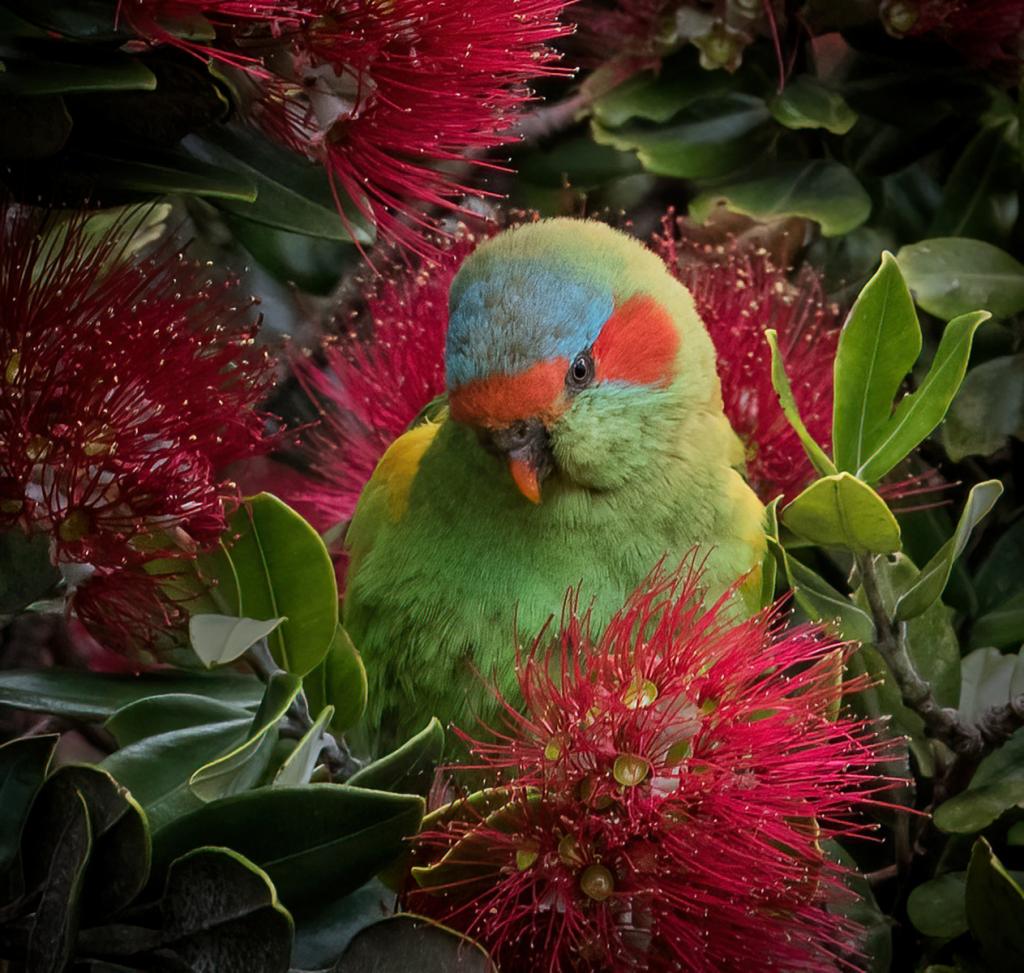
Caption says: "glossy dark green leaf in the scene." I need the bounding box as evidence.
[160,847,292,973]
[898,238,1024,320]
[4,1,127,40]
[272,705,335,787]
[970,592,1024,650]
[189,614,286,669]
[0,529,60,612]
[516,137,641,191]
[105,694,254,748]
[966,838,1024,968]
[0,668,262,721]
[0,734,57,873]
[189,671,301,801]
[0,56,156,96]
[942,353,1024,461]
[857,311,989,482]
[43,766,150,923]
[934,730,1024,833]
[831,252,920,476]
[348,718,443,797]
[908,872,968,940]
[974,516,1024,614]
[690,161,871,237]
[221,494,338,676]
[591,94,772,180]
[151,785,423,913]
[335,914,497,972]
[782,473,901,553]
[765,329,837,476]
[184,125,375,243]
[304,625,368,735]
[894,481,1002,621]
[26,788,91,973]
[291,878,394,970]
[769,75,857,134]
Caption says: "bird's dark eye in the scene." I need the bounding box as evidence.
[567,351,595,391]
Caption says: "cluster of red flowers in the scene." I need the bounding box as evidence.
[0,202,273,660]
[286,213,839,542]
[119,1,573,255]
[408,562,895,971]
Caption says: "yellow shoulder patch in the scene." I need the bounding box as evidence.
[375,418,442,521]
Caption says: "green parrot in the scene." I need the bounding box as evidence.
[343,219,766,752]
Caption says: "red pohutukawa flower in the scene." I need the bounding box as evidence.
[881,0,1024,67]
[0,202,274,573]
[250,0,573,254]
[408,561,897,972]
[654,215,841,503]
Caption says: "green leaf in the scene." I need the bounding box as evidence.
[769,76,857,134]
[335,914,497,972]
[971,592,1024,650]
[303,625,367,734]
[189,614,286,669]
[857,311,989,482]
[105,694,254,748]
[160,847,293,973]
[348,718,444,797]
[0,56,156,96]
[942,353,1024,461]
[590,56,735,127]
[934,730,1024,833]
[773,543,875,644]
[184,125,375,244]
[957,648,1024,725]
[765,330,837,477]
[188,672,301,802]
[25,788,91,973]
[689,161,871,237]
[758,498,781,609]
[71,149,259,202]
[0,668,263,721]
[897,238,1024,320]
[591,93,772,179]
[782,473,901,553]
[0,734,57,873]
[831,252,920,476]
[908,872,968,939]
[893,480,1002,621]
[43,766,150,923]
[966,838,1024,968]
[0,529,60,613]
[151,785,424,914]
[515,137,641,191]
[292,879,395,970]
[974,516,1024,614]
[826,842,892,972]
[273,705,335,787]
[222,494,338,676]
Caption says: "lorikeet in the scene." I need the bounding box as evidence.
[343,219,766,751]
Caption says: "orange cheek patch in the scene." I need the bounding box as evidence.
[593,294,679,386]
[450,359,567,427]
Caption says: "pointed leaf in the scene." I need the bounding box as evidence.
[898,238,1024,319]
[894,480,1002,621]
[858,311,989,482]
[105,694,253,748]
[274,706,335,787]
[348,719,444,797]
[782,473,901,553]
[189,614,286,669]
[0,56,156,96]
[304,625,367,734]
[832,253,921,474]
[189,672,301,802]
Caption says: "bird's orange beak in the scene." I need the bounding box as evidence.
[508,456,542,504]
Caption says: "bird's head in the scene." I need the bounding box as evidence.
[446,219,722,503]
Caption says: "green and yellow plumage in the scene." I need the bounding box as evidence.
[343,219,766,751]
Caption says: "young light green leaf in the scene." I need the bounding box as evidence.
[768,75,857,134]
[782,473,901,553]
[894,480,1002,622]
[857,311,989,482]
[188,671,301,802]
[189,614,287,669]
[898,238,1024,319]
[765,330,837,476]
[831,253,921,474]
[273,705,335,787]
